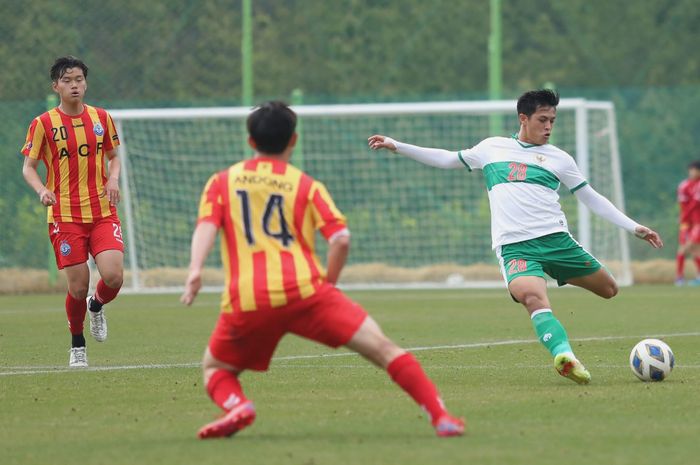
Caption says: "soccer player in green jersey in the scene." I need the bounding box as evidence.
[369,89,663,384]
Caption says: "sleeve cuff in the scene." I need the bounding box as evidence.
[457,151,472,171]
[570,181,588,194]
[320,223,348,240]
[328,228,350,243]
[196,217,221,227]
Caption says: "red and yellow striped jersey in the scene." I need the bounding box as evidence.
[198,157,348,313]
[21,105,120,223]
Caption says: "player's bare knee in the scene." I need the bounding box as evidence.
[201,347,240,383]
[103,271,123,289]
[520,292,546,311]
[68,285,89,300]
[201,357,221,385]
[602,282,618,299]
[202,348,218,370]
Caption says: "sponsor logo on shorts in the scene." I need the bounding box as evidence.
[24,141,33,151]
[585,260,591,267]
[59,240,72,256]
[93,122,104,136]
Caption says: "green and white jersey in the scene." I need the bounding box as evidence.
[457,136,588,249]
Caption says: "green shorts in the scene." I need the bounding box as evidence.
[496,232,603,286]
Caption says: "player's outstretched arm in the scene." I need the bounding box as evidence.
[574,185,663,249]
[368,135,463,169]
[181,222,218,305]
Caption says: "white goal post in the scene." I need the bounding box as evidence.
[111,99,632,292]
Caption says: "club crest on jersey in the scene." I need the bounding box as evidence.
[59,240,72,257]
[93,122,104,136]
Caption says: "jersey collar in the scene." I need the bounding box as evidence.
[511,133,542,149]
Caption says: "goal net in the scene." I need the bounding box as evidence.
[111,99,631,292]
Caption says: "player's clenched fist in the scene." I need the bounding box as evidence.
[38,186,56,206]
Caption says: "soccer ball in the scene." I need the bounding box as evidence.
[629,338,674,382]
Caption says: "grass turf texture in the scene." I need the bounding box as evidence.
[1,285,698,465]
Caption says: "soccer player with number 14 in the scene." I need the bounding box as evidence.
[182,101,464,438]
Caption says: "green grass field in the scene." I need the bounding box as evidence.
[1,285,698,465]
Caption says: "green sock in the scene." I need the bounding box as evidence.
[531,309,573,357]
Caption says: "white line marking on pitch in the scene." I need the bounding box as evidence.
[1,331,699,377]
[272,364,700,370]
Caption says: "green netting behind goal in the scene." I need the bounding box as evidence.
[113,100,630,290]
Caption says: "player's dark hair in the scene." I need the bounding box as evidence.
[689,160,700,170]
[247,101,297,154]
[50,56,89,81]
[517,89,560,117]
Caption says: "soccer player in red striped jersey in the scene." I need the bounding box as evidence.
[181,101,464,438]
[21,56,124,367]
[675,160,700,286]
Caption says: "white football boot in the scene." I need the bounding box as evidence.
[87,296,108,342]
[69,347,88,367]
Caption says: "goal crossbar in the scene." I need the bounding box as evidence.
[111,99,612,120]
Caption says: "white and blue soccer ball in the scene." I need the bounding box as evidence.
[629,338,674,382]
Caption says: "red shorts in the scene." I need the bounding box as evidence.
[49,215,124,269]
[208,284,368,371]
[679,223,700,246]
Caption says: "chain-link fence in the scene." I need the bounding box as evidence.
[2,0,699,287]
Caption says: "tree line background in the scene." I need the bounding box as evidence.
[2,0,699,269]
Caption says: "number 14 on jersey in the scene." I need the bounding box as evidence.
[236,190,294,247]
